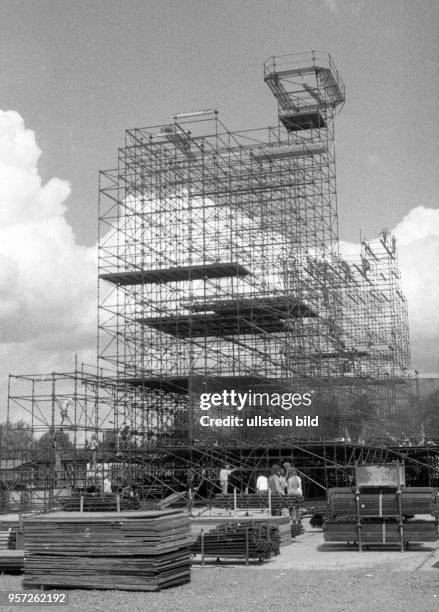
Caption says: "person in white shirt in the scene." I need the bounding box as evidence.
[256,473,268,494]
[103,475,112,494]
[219,464,233,494]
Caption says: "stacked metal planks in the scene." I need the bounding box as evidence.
[191,522,280,562]
[0,530,10,550]
[0,550,24,571]
[215,493,303,514]
[190,515,292,546]
[324,519,438,543]
[328,487,438,518]
[324,486,439,548]
[23,510,191,591]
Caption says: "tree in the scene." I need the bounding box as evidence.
[34,428,74,460]
[0,421,34,458]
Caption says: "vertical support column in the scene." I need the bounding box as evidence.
[354,463,362,552]
[201,529,205,566]
[50,374,57,507]
[397,460,404,552]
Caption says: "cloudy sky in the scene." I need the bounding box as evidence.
[0,0,438,415]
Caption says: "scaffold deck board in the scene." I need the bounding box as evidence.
[100,262,250,286]
[280,111,326,130]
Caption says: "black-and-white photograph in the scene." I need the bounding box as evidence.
[0,1,438,610]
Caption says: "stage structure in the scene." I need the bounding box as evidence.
[5,52,428,508]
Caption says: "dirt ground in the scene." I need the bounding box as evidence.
[1,522,439,612]
[0,567,438,612]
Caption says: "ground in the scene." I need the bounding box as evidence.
[1,522,439,611]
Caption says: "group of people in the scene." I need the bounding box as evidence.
[257,462,303,497]
[219,462,303,496]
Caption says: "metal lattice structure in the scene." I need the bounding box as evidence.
[97,51,411,447]
[4,51,427,509]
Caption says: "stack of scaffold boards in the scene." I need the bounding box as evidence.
[214,493,304,538]
[23,510,191,590]
[215,493,303,515]
[191,521,280,564]
[0,516,24,571]
[323,487,439,550]
[191,515,292,547]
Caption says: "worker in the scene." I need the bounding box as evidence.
[279,468,287,494]
[120,424,131,449]
[268,465,284,495]
[219,464,233,495]
[340,259,353,282]
[286,468,303,497]
[59,398,73,427]
[256,472,268,494]
[103,474,112,494]
[282,461,292,474]
[89,434,98,465]
[361,256,370,276]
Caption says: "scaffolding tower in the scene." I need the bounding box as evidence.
[4,51,423,507]
[97,51,411,449]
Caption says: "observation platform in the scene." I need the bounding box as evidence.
[100,262,250,285]
[263,51,345,132]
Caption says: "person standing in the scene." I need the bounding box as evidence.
[268,465,284,495]
[103,473,112,494]
[279,467,287,494]
[286,468,303,497]
[89,434,98,466]
[256,472,268,494]
[219,464,233,495]
[59,398,73,427]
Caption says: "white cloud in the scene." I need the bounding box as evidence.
[393,207,439,374]
[0,110,97,416]
[393,206,439,246]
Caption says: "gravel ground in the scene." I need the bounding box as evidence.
[0,567,438,612]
